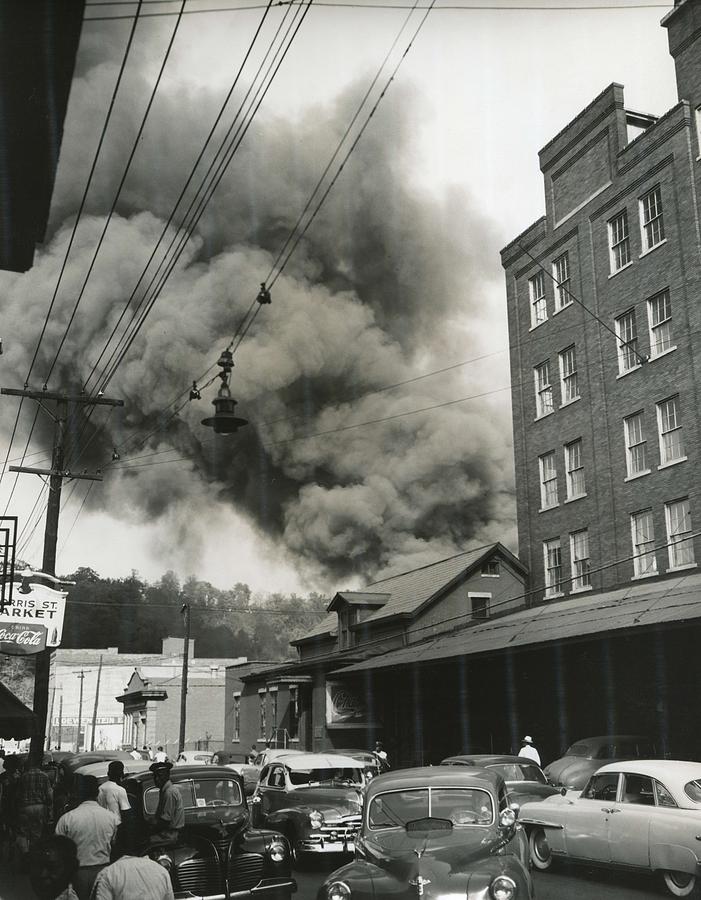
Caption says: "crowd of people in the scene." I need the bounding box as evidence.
[0,749,183,900]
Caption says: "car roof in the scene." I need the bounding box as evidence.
[366,766,502,799]
[126,764,244,784]
[441,755,530,766]
[73,759,152,778]
[595,759,701,781]
[567,735,651,748]
[277,753,363,770]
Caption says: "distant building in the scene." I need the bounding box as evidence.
[51,638,244,752]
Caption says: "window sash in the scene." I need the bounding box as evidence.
[631,511,657,576]
[539,453,558,508]
[648,291,672,359]
[529,272,547,327]
[559,347,578,403]
[553,253,571,309]
[609,212,631,270]
[624,413,647,475]
[615,310,638,372]
[565,441,585,497]
[666,499,694,567]
[641,187,664,250]
[534,363,554,417]
[570,530,591,589]
[544,540,563,595]
[657,397,683,464]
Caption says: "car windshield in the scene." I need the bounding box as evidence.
[489,763,546,784]
[144,777,243,813]
[564,743,592,758]
[288,767,363,787]
[368,787,494,829]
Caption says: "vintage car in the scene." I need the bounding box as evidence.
[175,750,214,766]
[327,749,387,779]
[519,759,701,897]
[543,734,656,790]
[249,752,364,865]
[440,754,560,805]
[211,750,260,796]
[317,766,533,900]
[121,763,296,899]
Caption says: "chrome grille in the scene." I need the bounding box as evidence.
[229,852,264,891]
[175,857,223,894]
[320,815,361,839]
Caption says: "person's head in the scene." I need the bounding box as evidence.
[107,760,124,783]
[149,761,172,787]
[521,735,534,746]
[3,755,18,775]
[375,741,383,751]
[157,745,164,752]
[76,774,99,803]
[29,834,79,899]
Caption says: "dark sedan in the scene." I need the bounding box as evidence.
[440,754,560,806]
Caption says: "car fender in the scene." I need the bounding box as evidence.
[465,856,534,900]
[265,806,314,837]
[316,859,398,900]
[518,815,566,854]
[650,842,699,875]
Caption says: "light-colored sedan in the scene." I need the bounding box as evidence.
[519,759,701,897]
[174,750,214,766]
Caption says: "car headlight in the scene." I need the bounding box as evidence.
[154,853,173,872]
[309,809,325,829]
[490,875,516,900]
[325,880,351,900]
[269,839,287,863]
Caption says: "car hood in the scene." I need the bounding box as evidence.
[183,807,249,830]
[364,826,507,889]
[545,758,596,789]
[508,782,560,803]
[287,785,363,816]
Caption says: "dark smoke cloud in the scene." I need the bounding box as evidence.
[1,29,515,585]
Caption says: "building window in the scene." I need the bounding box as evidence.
[631,510,657,577]
[609,209,631,272]
[657,395,684,465]
[270,691,278,729]
[529,271,547,328]
[552,252,571,310]
[469,592,490,620]
[481,560,499,576]
[640,185,664,252]
[289,687,299,740]
[534,361,554,418]
[648,290,673,357]
[543,538,563,597]
[259,691,267,739]
[233,695,241,742]
[665,498,695,568]
[570,529,591,590]
[539,451,558,509]
[615,309,639,374]
[559,346,579,404]
[565,439,585,499]
[624,412,647,477]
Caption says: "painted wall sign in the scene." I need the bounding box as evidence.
[326,681,381,728]
[0,621,47,655]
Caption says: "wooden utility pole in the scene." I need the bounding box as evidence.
[57,691,63,749]
[90,655,103,751]
[75,669,85,753]
[1,387,123,757]
[178,602,191,756]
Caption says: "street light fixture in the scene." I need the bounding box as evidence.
[201,349,248,434]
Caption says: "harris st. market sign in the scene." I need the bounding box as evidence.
[0,581,67,656]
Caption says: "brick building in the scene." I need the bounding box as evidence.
[501,0,701,601]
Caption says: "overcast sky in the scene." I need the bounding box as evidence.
[0,0,678,594]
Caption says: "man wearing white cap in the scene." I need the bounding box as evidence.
[518,735,541,765]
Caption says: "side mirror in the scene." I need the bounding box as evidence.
[508,801,520,818]
[499,808,517,829]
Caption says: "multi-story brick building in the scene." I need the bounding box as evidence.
[501,0,701,602]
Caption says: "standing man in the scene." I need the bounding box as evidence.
[16,752,53,860]
[518,735,541,766]
[97,762,131,823]
[90,853,175,900]
[153,746,168,764]
[148,762,184,846]
[374,741,389,769]
[55,775,119,900]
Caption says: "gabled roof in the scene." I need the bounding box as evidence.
[290,611,337,646]
[362,543,523,625]
[327,591,390,613]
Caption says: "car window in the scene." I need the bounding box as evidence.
[144,777,243,813]
[582,772,619,801]
[621,773,655,805]
[491,763,545,784]
[596,744,616,759]
[654,780,677,808]
[368,787,493,829]
[267,766,285,788]
[614,742,639,757]
[288,767,363,787]
[564,743,592,758]
[685,781,701,803]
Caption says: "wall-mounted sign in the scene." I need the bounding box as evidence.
[0,581,66,654]
[326,681,381,729]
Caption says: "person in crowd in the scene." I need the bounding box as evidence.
[129,748,142,761]
[145,746,153,761]
[89,851,175,899]
[247,744,258,764]
[374,741,389,768]
[0,755,21,861]
[147,762,184,846]
[55,775,119,900]
[153,746,168,764]
[16,752,53,859]
[97,761,131,823]
[518,735,541,765]
[28,834,80,900]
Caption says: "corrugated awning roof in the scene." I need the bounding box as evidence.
[333,573,701,675]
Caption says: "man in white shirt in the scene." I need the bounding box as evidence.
[55,775,119,900]
[153,746,168,764]
[518,735,541,766]
[90,855,175,900]
[97,761,131,823]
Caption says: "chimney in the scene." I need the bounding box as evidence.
[662,0,701,122]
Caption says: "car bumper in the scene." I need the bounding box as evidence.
[175,876,296,899]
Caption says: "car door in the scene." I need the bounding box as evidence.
[259,764,287,819]
[607,772,655,868]
[564,771,620,862]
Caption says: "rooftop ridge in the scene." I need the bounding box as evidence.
[367,543,496,588]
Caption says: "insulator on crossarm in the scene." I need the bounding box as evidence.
[189,381,201,401]
[257,282,271,305]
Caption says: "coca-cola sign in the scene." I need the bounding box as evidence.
[0,622,47,655]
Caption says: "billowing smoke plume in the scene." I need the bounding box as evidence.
[0,22,515,585]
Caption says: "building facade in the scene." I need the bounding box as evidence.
[501,1,701,602]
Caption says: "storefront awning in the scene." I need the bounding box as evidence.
[332,572,701,675]
[0,682,37,739]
